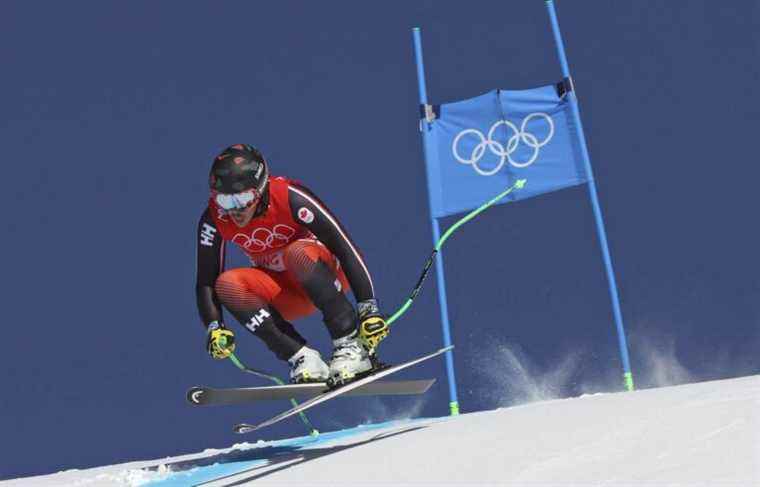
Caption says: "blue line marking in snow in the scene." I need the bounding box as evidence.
[145,418,445,486]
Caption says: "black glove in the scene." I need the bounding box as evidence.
[357,299,389,351]
[206,321,236,360]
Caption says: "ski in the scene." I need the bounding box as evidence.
[233,345,452,434]
[187,379,436,405]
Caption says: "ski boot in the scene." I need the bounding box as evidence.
[288,346,330,383]
[326,331,377,388]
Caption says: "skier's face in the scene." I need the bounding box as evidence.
[228,201,258,227]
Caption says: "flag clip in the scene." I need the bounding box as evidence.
[424,104,437,123]
[419,104,438,123]
[556,76,575,99]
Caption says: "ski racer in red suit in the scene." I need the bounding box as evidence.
[196,144,389,384]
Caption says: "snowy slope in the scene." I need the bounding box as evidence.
[4,374,759,486]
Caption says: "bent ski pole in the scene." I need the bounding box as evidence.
[387,179,527,325]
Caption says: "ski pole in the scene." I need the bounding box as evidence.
[387,179,527,325]
[224,344,319,436]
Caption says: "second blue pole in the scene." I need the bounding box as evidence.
[544,0,634,391]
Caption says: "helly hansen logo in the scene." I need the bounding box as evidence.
[200,223,217,247]
[244,309,271,333]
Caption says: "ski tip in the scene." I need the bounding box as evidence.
[421,378,437,392]
[186,387,206,405]
[233,423,256,434]
[440,345,454,353]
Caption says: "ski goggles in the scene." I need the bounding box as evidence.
[214,189,261,212]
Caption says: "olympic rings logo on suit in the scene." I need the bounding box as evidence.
[452,112,555,176]
[232,224,296,253]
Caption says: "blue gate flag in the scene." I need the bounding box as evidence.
[424,83,589,218]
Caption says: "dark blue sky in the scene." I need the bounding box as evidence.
[2,1,759,480]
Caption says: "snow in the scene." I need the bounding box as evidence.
[3,375,758,486]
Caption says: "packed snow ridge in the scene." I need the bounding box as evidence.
[5,374,759,486]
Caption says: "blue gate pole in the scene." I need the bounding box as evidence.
[412,27,461,415]
[544,1,634,391]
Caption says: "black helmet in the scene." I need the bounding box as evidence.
[209,144,269,195]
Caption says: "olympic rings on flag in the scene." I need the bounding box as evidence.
[452,112,555,176]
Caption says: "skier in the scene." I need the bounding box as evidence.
[195,144,389,385]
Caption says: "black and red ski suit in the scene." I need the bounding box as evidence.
[195,176,376,361]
